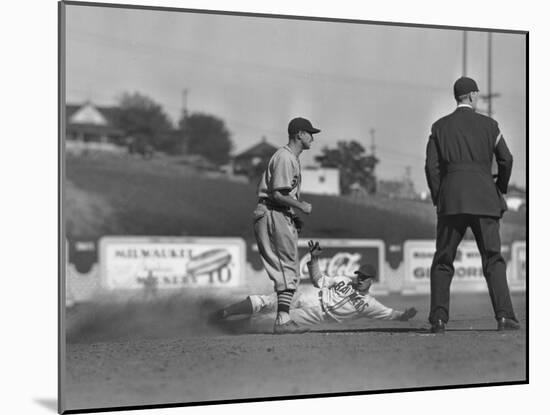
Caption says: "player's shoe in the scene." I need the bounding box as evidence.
[430,319,446,334]
[208,309,228,324]
[273,320,310,334]
[497,317,520,331]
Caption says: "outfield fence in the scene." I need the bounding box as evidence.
[65,237,526,306]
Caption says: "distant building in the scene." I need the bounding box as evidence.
[66,102,188,158]
[378,178,418,199]
[233,137,278,181]
[66,102,124,144]
[301,167,340,196]
[504,187,526,212]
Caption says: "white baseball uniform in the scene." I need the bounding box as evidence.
[253,145,301,292]
[248,260,402,326]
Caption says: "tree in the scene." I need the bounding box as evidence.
[315,140,379,194]
[113,92,176,154]
[180,113,233,166]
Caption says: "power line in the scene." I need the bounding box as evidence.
[68,29,453,93]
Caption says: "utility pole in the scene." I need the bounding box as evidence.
[403,165,414,198]
[480,32,500,118]
[369,128,376,156]
[182,88,189,119]
[404,166,412,183]
[462,31,468,76]
[180,88,190,154]
[487,33,493,117]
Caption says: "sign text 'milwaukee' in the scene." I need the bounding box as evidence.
[114,248,190,259]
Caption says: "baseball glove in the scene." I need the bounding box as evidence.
[291,214,304,233]
[398,307,418,321]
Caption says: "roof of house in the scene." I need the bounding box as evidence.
[66,102,120,125]
[234,138,278,160]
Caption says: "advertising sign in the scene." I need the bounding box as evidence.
[296,239,387,293]
[99,237,246,290]
[402,239,521,294]
[403,240,486,294]
[511,241,526,284]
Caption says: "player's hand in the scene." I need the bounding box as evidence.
[300,201,312,215]
[308,240,322,258]
[398,307,417,321]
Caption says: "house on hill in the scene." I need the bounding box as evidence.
[378,178,418,199]
[301,167,340,195]
[66,101,124,144]
[504,186,526,212]
[66,101,187,158]
[233,137,278,181]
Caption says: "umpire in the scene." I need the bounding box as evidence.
[425,76,520,333]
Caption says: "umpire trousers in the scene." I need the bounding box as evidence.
[429,214,517,324]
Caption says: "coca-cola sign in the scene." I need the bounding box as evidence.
[296,239,384,283]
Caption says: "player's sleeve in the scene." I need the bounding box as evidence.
[307,259,324,287]
[359,296,396,320]
[425,125,441,206]
[492,121,513,194]
[318,275,338,289]
[269,153,298,192]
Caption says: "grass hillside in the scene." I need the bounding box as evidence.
[66,154,436,241]
[65,153,525,269]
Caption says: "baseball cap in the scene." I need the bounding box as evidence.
[288,117,321,135]
[355,264,377,280]
[453,77,479,99]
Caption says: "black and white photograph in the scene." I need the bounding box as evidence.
[57,1,529,413]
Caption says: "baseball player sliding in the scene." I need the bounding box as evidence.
[212,241,417,330]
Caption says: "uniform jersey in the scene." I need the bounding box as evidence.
[305,260,396,322]
[257,146,301,206]
[319,276,375,321]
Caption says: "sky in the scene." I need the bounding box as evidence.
[65,4,527,191]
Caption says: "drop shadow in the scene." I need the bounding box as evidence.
[34,398,57,412]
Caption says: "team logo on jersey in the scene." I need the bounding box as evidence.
[348,292,367,312]
[331,281,368,312]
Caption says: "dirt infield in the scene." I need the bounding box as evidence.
[63,292,526,412]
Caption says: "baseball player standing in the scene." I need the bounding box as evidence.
[253,117,321,334]
[425,76,520,333]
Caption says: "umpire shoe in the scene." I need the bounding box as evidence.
[273,320,310,334]
[430,319,446,334]
[497,317,520,331]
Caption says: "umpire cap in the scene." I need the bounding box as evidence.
[355,264,377,280]
[288,117,321,135]
[453,77,479,99]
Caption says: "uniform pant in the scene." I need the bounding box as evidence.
[429,214,517,324]
[253,203,300,292]
[248,291,326,326]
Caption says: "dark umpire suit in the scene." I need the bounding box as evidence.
[425,77,518,330]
